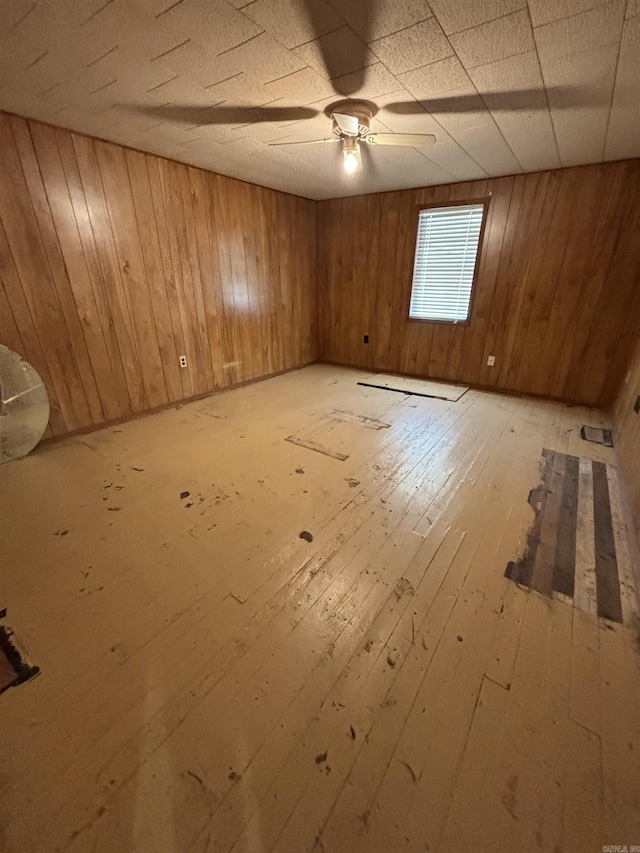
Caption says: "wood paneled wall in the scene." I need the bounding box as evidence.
[0,112,317,437]
[318,160,640,407]
[613,336,640,542]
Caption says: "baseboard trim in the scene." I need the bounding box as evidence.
[37,360,318,447]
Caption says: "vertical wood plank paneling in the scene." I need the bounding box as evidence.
[318,159,640,407]
[56,129,133,420]
[12,118,105,426]
[146,156,191,401]
[0,220,66,435]
[0,114,87,432]
[30,122,122,423]
[477,173,527,389]
[95,140,167,410]
[187,166,225,389]
[463,176,514,387]
[0,111,317,437]
[125,149,183,404]
[497,171,548,390]
[73,133,148,413]
[506,170,562,393]
[0,279,24,355]
[178,163,216,393]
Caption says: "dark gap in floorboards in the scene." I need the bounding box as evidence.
[592,460,622,623]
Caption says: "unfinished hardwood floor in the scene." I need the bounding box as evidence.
[1,365,639,853]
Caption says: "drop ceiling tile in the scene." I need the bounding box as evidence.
[467,50,560,171]
[185,123,242,145]
[240,0,343,49]
[209,32,308,84]
[0,2,36,37]
[137,72,204,107]
[420,140,489,180]
[533,1,625,62]
[450,10,535,69]
[198,71,264,104]
[293,25,376,80]
[274,93,337,131]
[468,49,544,101]
[329,63,404,101]
[262,67,336,104]
[542,44,619,164]
[373,103,489,180]
[363,145,455,190]
[398,55,474,101]
[376,102,446,136]
[604,15,640,159]
[273,111,334,140]
[528,0,610,27]
[127,40,225,89]
[327,0,433,42]
[369,17,453,75]
[452,123,523,174]
[150,0,263,54]
[236,121,299,143]
[485,109,560,171]
[426,88,495,135]
[78,1,157,53]
[428,0,526,35]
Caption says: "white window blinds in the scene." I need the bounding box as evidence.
[409,203,484,323]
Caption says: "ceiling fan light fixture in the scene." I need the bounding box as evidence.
[344,149,359,173]
[343,137,360,174]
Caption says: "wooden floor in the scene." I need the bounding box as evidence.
[1,365,639,853]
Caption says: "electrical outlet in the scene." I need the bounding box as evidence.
[487,355,496,367]
[179,355,187,368]
[363,335,369,344]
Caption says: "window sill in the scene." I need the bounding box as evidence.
[406,316,472,327]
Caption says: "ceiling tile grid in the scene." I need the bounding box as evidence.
[0,0,637,198]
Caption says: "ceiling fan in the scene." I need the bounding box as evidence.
[132,0,589,178]
[268,100,435,174]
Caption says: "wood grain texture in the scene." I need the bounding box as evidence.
[613,335,640,542]
[0,112,317,436]
[318,160,640,407]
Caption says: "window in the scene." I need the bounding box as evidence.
[409,202,486,323]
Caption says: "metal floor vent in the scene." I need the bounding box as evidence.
[580,425,614,447]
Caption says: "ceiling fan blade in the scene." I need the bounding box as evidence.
[268,138,339,146]
[384,86,592,115]
[333,112,359,135]
[133,104,319,127]
[360,142,378,178]
[364,133,436,147]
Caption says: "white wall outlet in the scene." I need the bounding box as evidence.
[179,355,188,368]
[487,355,496,367]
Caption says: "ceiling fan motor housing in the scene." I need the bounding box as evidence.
[331,100,373,138]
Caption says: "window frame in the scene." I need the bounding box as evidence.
[406,197,491,327]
